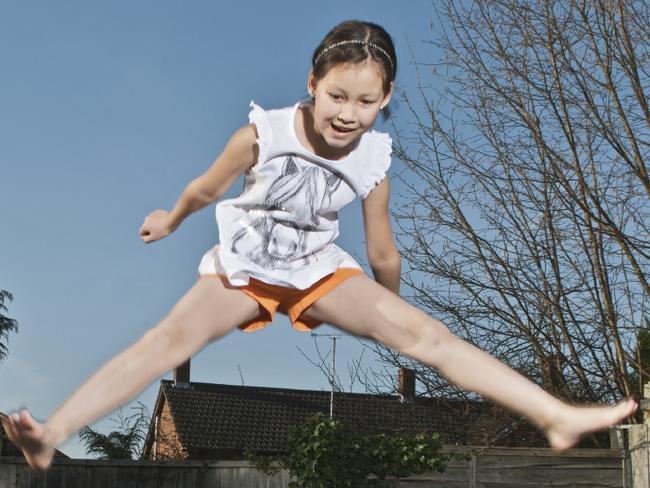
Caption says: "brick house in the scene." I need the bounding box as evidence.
[142,363,542,461]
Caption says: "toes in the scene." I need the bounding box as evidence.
[18,410,34,431]
[615,398,637,421]
[628,398,639,413]
[3,410,42,445]
[3,416,19,443]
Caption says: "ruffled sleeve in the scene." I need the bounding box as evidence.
[248,101,272,165]
[359,131,392,199]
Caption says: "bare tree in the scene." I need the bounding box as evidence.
[389,0,649,407]
[0,290,18,363]
[296,335,370,393]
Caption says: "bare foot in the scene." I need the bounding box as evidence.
[1,410,56,470]
[545,397,638,450]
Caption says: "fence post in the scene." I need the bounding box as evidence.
[468,453,476,488]
[629,382,650,488]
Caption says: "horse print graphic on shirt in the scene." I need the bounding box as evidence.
[230,155,343,269]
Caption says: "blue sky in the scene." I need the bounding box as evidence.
[0,1,437,458]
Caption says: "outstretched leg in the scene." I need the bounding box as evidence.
[302,275,637,449]
[1,276,259,469]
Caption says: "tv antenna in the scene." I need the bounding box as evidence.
[311,332,342,419]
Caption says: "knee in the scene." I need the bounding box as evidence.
[420,318,453,347]
[139,318,188,363]
[395,314,453,357]
[361,296,454,355]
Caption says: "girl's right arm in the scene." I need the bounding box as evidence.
[139,124,259,243]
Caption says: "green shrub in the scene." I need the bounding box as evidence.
[247,413,447,488]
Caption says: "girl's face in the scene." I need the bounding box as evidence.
[307,59,392,158]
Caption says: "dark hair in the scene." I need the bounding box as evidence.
[312,20,397,97]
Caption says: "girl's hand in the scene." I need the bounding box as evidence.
[140,209,174,244]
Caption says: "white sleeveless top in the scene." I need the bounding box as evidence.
[198,101,392,289]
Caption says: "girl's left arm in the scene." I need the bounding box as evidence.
[362,177,401,294]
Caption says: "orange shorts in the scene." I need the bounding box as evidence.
[209,268,363,332]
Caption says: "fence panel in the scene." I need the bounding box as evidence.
[398,447,626,488]
[0,449,629,488]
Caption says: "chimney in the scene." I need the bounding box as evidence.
[174,358,191,384]
[398,367,416,399]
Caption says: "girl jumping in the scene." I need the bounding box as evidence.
[2,20,637,470]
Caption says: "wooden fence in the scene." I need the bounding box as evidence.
[0,447,630,488]
[0,458,290,488]
[407,446,628,487]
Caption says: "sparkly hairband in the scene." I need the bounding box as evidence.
[315,40,394,70]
